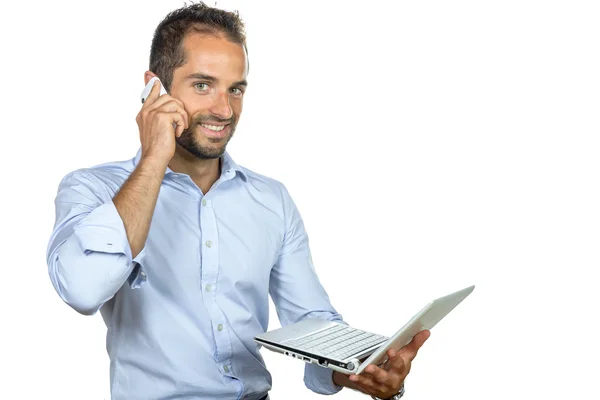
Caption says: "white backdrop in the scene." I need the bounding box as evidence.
[1,0,598,399]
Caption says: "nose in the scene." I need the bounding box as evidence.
[209,92,233,120]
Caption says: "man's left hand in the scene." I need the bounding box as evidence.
[347,330,430,399]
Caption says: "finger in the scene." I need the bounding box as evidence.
[155,111,186,137]
[148,100,189,129]
[180,108,189,130]
[171,96,185,109]
[399,330,430,362]
[145,94,175,111]
[165,102,189,129]
[171,112,187,138]
[151,89,185,109]
[350,373,387,394]
[383,349,400,371]
[147,96,183,113]
[364,364,390,385]
[388,348,406,366]
[360,366,392,389]
[389,351,409,375]
[388,348,397,360]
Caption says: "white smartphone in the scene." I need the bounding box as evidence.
[140,76,168,103]
[140,77,179,132]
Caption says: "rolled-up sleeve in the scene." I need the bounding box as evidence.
[269,184,345,395]
[46,171,147,316]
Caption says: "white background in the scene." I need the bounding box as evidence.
[1,0,598,399]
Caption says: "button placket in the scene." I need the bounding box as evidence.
[200,197,217,295]
[199,195,233,367]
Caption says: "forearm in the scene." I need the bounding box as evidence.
[113,156,167,258]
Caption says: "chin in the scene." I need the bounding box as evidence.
[191,144,228,160]
[177,124,234,160]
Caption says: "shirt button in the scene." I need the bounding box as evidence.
[205,284,212,292]
[140,271,146,277]
[202,199,207,206]
[217,324,223,331]
[205,240,212,248]
[223,365,229,373]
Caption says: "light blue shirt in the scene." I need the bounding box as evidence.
[46,150,345,400]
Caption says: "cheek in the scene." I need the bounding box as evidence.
[232,99,243,117]
[179,96,209,116]
[187,107,210,123]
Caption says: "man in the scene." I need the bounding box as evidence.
[46,3,429,399]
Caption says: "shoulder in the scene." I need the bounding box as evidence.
[57,155,136,201]
[237,164,291,199]
[236,164,301,223]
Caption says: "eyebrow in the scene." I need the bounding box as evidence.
[185,73,248,87]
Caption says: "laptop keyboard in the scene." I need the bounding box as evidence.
[283,324,388,360]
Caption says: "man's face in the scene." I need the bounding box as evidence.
[169,32,248,160]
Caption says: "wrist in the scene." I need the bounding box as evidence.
[332,371,343,387]
[138,153,170,174]
[371,383,405,400]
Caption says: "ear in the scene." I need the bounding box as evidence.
[144,71,158,86]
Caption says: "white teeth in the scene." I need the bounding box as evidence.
[202,124,225,131]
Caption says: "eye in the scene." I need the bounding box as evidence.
[194,82,209,92]
[230,87,244,97]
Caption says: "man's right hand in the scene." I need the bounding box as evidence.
[135,79,189,165]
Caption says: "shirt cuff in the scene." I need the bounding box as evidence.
[127,247,148,289]
[74,201,148,289]
[303,362,344,395]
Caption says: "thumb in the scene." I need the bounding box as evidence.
[399,330,430,361]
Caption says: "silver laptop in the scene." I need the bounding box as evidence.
[254,285,475,375]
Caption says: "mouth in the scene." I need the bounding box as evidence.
[199,123,231,139]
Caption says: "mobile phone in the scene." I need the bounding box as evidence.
[141,76,168,103]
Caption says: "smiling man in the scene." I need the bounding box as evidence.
[46,3,428,400]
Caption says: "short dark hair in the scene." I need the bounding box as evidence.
[149,1,248,91]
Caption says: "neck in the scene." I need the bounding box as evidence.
[169,146,221,194]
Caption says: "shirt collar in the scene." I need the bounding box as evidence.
[131,148,247,182]
[221,151,247,181]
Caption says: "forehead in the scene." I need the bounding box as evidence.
[178,31,248,80]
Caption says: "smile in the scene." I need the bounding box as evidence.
[201,124,226,132]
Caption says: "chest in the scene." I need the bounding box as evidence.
[140,189,284,296]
